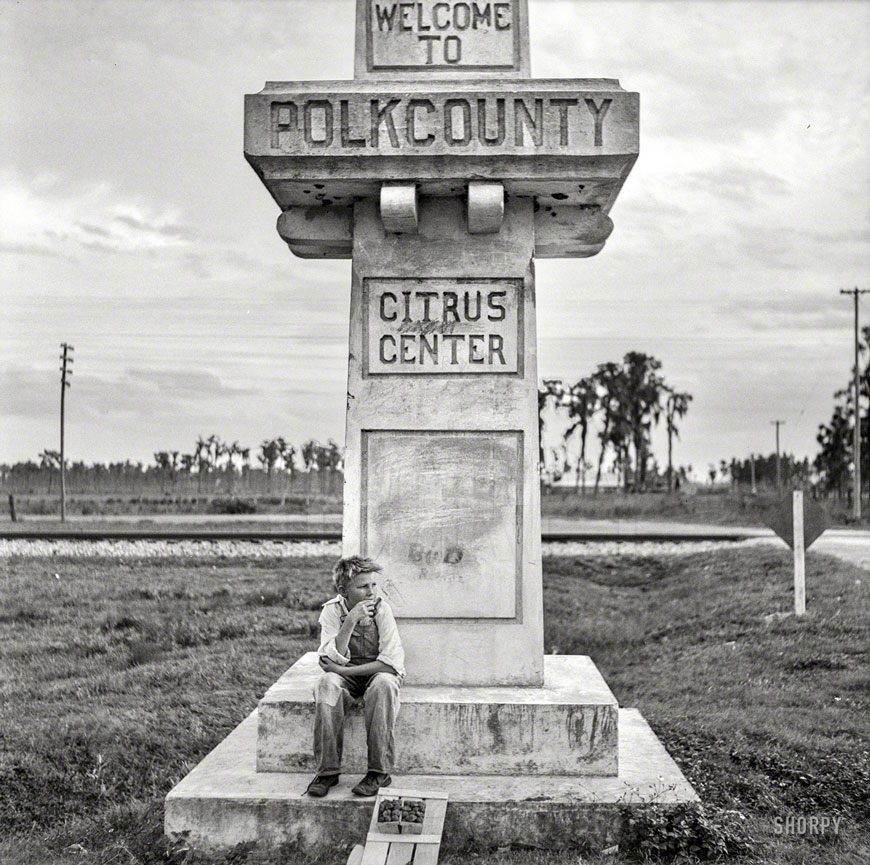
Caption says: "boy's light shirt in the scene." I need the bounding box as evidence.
[318,595,405,680]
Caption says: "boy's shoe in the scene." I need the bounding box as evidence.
[352,771,392,797]
[305,774,339,797]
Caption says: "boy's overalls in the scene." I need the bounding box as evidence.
[313,611,401,775]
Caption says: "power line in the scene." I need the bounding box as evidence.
[59,342,74,523]
[771,420,785,493]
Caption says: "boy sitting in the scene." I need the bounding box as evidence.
[307,555,404,798]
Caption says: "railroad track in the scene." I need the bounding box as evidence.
[0,528,763,543]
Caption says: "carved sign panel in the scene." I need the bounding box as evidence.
[264,90,630,156]
[361,430,521,618]
[363,278,522,375]
[366,0,519,71]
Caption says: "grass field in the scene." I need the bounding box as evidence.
[1,546,868,864]
[539,488,867,529]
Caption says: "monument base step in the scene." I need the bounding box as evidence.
[258,653,618,775]
[165,708,697,856]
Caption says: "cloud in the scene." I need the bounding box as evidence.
[0,367,56,420]
[0,362,344,464]
[124,369,256,398]
[0,170,198,255]
[728,219,870,272]
[0,241,66,259]
[719,291,852,331]
[0,365,256,425]
[687,163,792,206]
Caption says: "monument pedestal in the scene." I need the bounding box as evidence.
[167,654,698,856]
[258,653,618,776]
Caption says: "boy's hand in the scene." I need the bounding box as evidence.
[318,657,342,674]
[347,598,378,623]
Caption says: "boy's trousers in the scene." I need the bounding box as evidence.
[313,671,401,775]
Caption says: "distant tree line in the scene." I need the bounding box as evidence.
[5,351,698,499]
[0,435,344,497]
[708,454,811,490]
[538,351,692,493]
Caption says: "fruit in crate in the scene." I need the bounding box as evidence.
[401,799,425,824]
[377,799,401,823]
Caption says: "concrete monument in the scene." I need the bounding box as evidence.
[166,1,697,853]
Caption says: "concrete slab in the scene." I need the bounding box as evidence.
[165,707,697,855]
[258,653,618,775]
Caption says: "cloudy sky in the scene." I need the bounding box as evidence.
[2,0,869,478]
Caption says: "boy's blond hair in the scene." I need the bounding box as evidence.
[332,555,382,595]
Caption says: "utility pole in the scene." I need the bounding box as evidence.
[750,453,757,495]
[840,288,869,520]
[771,420,785,494]
[59,343,74,522]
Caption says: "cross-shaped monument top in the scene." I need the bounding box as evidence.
[245,0,638,256]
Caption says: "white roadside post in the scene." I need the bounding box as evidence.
[793,490,806,616]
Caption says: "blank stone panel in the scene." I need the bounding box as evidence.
[361,430,521,618]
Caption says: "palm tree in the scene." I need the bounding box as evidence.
[239,447,251,493]
[153,451,172,493]
[259,439,280,492]
[194,436,209,493]
[179,453,195,493]
[607,406,633,492]
[592,362,625,493]
[537,379,564,482]
[169,451,180,492]
[621,352,664,491]
[301,439,320,474]
[272,437,292,498]
[563,376,597,494]
[39,449,61,494]
[301,439,323,508]
[282,441,297,481]
[323,439,343,495]
[815,400,851,498]
[224,441,242,495]
[664,388,692,493]
[205,435,223,491]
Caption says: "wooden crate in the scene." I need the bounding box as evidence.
[358,788,449,865]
